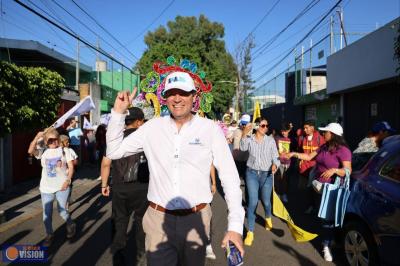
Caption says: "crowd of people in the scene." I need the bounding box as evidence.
[27,70,397,265]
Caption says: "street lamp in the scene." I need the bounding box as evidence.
[216,80,240,120]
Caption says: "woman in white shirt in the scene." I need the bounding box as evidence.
[39,128,76,247]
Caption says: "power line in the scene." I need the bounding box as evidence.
[49,0,137,65]
[123,0,175,47]
[3,11,94,64]
[252,18,330,74]
[254,0,343,83]
[14,0,134,73]
[21,0,96,63]
[241,0,281,46]
[253,35,330,93]
[252,0,321,61]
[69,0,139,61]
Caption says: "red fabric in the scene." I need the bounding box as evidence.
[298,131,325,174]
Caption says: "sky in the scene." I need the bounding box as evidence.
[1,0,399,93]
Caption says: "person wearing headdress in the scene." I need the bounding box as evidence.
[106,71,244,266]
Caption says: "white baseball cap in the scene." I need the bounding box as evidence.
[318,123,343,136]
[163,71,196,93]
[239,114,251,125]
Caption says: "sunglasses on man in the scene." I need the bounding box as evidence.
[259,124,268,128]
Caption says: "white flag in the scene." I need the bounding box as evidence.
[52,96,95,128]
[83,117,93,130]
[100,113,111,126]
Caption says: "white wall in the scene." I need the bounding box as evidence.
[327,18,399,94]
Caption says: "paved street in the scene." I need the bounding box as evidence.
[1,166,345,266]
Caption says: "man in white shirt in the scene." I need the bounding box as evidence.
[106,71,244,266]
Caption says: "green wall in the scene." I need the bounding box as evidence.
[304,96,340,127]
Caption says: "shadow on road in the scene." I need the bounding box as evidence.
[0,229,32,247]
[25,186,111,265]
[273,239,318,266]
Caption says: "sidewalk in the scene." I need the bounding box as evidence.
[0,165,100,233]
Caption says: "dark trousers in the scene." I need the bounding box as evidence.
[111,183,149,265]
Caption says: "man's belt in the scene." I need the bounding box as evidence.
[149,201,207,216]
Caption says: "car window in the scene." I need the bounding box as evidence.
[380,153,400,182]
[352,152,375,171]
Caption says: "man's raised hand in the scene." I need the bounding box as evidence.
[113,87,137,114]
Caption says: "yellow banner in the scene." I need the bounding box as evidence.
[252,101,261,123]
[272,190,318,242]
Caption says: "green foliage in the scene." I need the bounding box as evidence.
[0,61,64,136]
[136,15,238,116]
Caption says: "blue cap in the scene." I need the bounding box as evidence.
[372,121,396,134]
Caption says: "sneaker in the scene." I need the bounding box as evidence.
[43,234,53,247]
[244,231,254,246]
[281,194,289,203]
[322,245,333,262]
[304,206,314,215]
[265,218,273,231]
[205,244,216,260]
[66,221,76,239]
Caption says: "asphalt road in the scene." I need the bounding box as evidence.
[1,171,346,266]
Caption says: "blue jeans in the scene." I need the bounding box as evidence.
[246,168,273,231]
[41,188,72,235]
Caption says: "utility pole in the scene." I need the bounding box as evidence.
[96,37,100,84]
[111,53,114,90]
[76,38,80,91]
[309,38,313,94]
[330,16,334,55]
[337,7,347,49]
[236,74,240,115]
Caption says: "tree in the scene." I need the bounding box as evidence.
[0,61,64,136]
[136,15,237,117]
[235,35,255,113]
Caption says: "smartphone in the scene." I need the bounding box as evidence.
[225,242,243,266]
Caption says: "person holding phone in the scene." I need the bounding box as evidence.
[106,71,244,266]
[240,117,280,246]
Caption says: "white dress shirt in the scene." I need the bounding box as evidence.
[106,110,245,234]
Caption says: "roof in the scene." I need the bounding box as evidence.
[0,38,91,72]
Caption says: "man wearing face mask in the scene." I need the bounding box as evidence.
[106,71,244,266]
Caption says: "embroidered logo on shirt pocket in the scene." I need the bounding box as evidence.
[188,138,203,146]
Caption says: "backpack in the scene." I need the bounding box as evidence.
[112,153,143,183]
[111,128,149,183]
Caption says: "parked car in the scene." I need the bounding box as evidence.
[343,135,400,265]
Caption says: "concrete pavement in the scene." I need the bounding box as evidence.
[0,166,346,265]
[0,165,100,233]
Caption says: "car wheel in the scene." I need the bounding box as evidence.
[343,221,379,266]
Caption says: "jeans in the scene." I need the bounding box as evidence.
[316,193,334,246]
[246,168,273,231]
[41,188,72,235]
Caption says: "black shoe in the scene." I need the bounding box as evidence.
[66,222,76,239]
[43,234,53,247]
[112,250,125,266]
